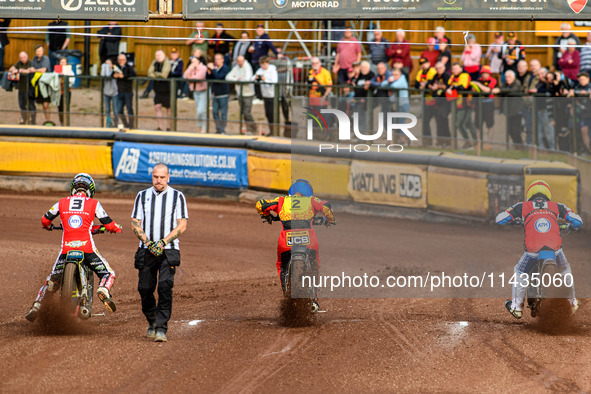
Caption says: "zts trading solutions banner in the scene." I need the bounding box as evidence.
[112,142,248,189]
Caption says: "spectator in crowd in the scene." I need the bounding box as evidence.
[148,50,172,131]
[434,26,452,48]
[183,55,208,132]
[388,68,410,129]
[514,59,532,144]
[516,59,531,89]
[56,56,74,126]
[580,31,591,75]
[569,72,591,153]
[308,57,332,126]
[253,56,278,135]
[492,70,524,146]
[142,48,183,100]
[251,23,281,100]
[113,53,136,129]
[391,58,409,81]
[547,70,573,151]
[98,21,122,64]
[30,45,53,126]
[415,57,437,144]
[447,62,477,148]
[485,32,504,83]
[558,39,581,83]
[472,65,497,149]
[232,31,252,66]
[333,26,362,85]
[226,54,256,134]
[8,51,35,125]
[209,23,234,64]
[427,61,451,147]
[460,34,481,81]
[370,62,393,129]
[350,60,374,132]
[368,29,389,71]
[207,53,230,134]
[169,48,185,99]
[0,18,10,72]
[250,23,281,71]
[370,62,392,98]
[421,38,440,72]
[499,32,525,75]
[534,68,555,150]
[387,29,412,76]
[521,59,542,145]
[46,20,71,70]
[554,23,581,70]
[101,58,119,128]
[186,21,210,62]
[437,38,452,73]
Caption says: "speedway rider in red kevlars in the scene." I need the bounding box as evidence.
[496,180,583,319]
[26,173,122,322]
[256,179,336,312]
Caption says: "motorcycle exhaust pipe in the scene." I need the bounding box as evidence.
[79,306,92,320]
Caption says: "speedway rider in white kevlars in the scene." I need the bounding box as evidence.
[26,173,122,322]
[496,180,583,319]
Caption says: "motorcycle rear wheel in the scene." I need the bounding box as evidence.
[61,263,81,316]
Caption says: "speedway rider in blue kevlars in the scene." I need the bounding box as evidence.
[496,180,583,319]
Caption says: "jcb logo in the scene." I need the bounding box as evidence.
[286,231,311,246]
[400,174,422,198]
[115,148,140,177]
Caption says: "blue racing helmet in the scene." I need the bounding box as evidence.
[288,179,314,197]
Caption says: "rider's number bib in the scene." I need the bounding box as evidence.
[286,231,310,246]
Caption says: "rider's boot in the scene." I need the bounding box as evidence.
[25,302,42,323]
[97,287,117,312]
[311,300,320,313]
[505,300,522,319]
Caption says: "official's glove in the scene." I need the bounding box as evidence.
[148,239,166,257]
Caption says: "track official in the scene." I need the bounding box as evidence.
[131,163,188,342]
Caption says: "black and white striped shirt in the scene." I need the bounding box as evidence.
[132,186,188,250]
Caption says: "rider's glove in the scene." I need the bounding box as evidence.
[104,221,123,234]
[261,215,273,225]
[92,225,106,234]
[42,217,52,231]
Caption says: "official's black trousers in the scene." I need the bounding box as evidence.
[135,248,180,334]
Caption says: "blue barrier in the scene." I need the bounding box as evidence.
[112,141,249,189]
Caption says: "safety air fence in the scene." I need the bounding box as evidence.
[0,125,584,223]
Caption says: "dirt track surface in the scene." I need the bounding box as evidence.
[1,192,590,393]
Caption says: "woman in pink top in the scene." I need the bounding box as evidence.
[558,39,581,83]
[460,34,482,81]
[183,52,208,132]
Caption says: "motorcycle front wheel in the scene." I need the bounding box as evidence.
[60,263,81,316]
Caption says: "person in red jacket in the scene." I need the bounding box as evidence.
[496,180,583,319]
[387,29,413,76]
[26,173,122,322]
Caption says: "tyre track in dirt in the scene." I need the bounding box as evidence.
[448,298,586,393]
[217,327,316,393]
